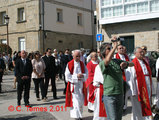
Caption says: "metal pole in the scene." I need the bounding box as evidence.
[6,23,9,55]
[42,0,45,53]
[91,0,94,49]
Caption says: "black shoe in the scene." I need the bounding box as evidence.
[17,102,21,106]
[25,104,32,108]
[54,97,59,100]
[17,100,21,105]
[88,109,93,113]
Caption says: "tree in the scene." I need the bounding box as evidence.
[0,44,12,55]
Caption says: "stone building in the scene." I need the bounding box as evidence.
[0,0,96,53]
[96,0,159,53]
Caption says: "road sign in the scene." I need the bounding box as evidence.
[96,34,103,41]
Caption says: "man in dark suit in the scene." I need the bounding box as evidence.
[15,50,33,107]
[61,49,73,94]
[42,48,57,100]
[0,53,6,93]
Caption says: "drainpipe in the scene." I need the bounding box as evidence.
[39,0,45,53]
[42,0,45,53]
[91,0,94,49]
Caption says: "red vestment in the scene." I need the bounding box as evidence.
[115,53,129,81]
[65,60,88,107]
[132,57,152,116]
[85,61,98,103]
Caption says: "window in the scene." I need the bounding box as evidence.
[125,4,136,15]
[101,0,111,6]
[19,37,26,51]
[101,8,112,18]
[113,0,122,5]
[1,39,7,44]
[137,2,148,13]
[113,6,123,16]
[79,42,83,48]
[150,0,159,12]
[57,9,63,22]
[18,8,25,22]
[125,0,135,3]
[77,13,82,25]
[0,11,6,24]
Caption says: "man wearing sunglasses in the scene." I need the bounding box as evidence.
[93,37,134,120]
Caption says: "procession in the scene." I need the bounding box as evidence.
[1,0,159,120]
[1,36,159,120]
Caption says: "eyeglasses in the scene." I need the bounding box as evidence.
[107,48,111,50]
[76,56,80,57]
[119,47,124,49]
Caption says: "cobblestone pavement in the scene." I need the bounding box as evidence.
[0,72,57,120]
[0,72,157,120]
[0,112,57,120]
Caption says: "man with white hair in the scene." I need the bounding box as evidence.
[65,50,88,120]
[130,47,153,120]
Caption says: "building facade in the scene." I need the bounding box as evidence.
[0,0,95,53]
[97,0,159,53]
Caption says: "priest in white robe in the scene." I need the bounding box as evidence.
[65,50,88,120]
[154,57,159,108]
[93,65,107,120]
[130,47,153,120]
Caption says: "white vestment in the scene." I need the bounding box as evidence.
[93,65,107,120]
[65,60,88,118]
[130,59,153,120]
[154,58,159,108]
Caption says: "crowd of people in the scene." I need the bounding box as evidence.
[1,37,159,120]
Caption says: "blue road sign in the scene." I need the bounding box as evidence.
[96,34,103,41]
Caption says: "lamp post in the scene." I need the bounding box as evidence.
[4,15,10,55]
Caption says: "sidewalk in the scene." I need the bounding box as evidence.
[0,73,133,120]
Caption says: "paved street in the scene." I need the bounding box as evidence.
[0,72,156,120]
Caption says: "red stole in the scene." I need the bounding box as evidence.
[99,84,107,117]
[86,61,98,103]
[65,59,88,107]
[132,57,152,116]
[86,61,98,87]
[116,53,129,81]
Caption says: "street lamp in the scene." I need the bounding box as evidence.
[4,15,10,55]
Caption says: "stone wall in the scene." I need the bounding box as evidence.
[43,31,93,52]
[102,18,159,51]
[0,0,39,53]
